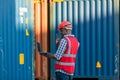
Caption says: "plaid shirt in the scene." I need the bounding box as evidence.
[54,34,75,75]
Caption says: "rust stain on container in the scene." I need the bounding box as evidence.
[34,3,42,79]
[34,0,49,80]
[41,0,49,79]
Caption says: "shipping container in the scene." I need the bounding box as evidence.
[34,0,49,80]
[49,0,119,80]
[0,0,34,80]
[0,0,119,80]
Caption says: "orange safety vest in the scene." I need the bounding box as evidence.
[55,36,79,74]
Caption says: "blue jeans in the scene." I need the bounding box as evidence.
[55,72,73,80]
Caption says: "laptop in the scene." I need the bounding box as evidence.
[36,42,47,55]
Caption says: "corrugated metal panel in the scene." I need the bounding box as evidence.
[0,0,34,79]
[34,0,49,80]
[34,3,42,79]
[41,1,49,79]
[50,0,119,79]
[113,0,119,78]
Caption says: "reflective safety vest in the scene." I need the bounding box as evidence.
[55,36,79,74]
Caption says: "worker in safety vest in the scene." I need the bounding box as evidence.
[37,21,80,80]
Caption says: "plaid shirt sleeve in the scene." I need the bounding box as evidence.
[54,38,67,60]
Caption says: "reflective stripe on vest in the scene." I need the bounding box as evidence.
[56,61,75,66]
[65,37,71,55]
[63,54,76,58]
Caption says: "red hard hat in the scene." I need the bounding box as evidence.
[58,21,72,30]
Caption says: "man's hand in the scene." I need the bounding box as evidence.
[56,34,59,45]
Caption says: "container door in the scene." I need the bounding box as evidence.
[0,0,34,80]
[34,0,49,80]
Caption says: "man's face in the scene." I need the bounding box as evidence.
[60,28,67,37]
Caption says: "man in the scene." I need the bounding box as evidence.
[37,21,80,80]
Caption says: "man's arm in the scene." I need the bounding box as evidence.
[36,42,57,60]
[37,38,67,60]
[40,52,57,60]
[40,38,67,60]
